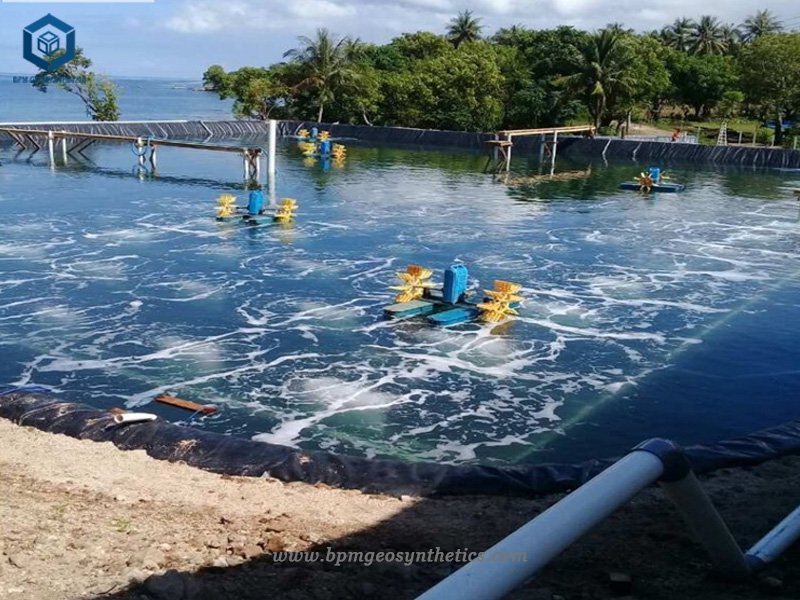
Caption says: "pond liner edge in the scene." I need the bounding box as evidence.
[0,391,798,497]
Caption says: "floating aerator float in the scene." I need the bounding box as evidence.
[214,191,298,225]
[620,167,685,193]
[296,129,347,164]
[383,264,523,326]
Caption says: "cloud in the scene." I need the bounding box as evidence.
[164,0,800,37]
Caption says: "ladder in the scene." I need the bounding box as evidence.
[716,121,728,146]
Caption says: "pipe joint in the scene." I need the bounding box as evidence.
[632,438,692,482]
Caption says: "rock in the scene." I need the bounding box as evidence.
[212,557,228,568]
[126,568,149,584]
[241,543,262,559]
[607,572,633,596]
[7,553,28,569]
[128,547,166,570]
[264,537,286,553]
[399,495,415,502]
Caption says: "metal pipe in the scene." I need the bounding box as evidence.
[415,451,664,600]
[268,119,277,180]
[745,505,800,570]
[60,134,67,163]
[243,150,250,181]
[659,472,747,575]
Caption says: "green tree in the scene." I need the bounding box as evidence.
[32,47,119,121]
[447,10,483,48]
[283,28,362,122]
[202,64,227,91]
[493,26,588,127]
[741,10,783,43]
[381,43,503,131]
[738,33,800,145]
[668,53,738,118]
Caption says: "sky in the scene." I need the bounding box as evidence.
[0,0,799,78]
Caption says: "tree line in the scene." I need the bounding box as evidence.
[202,9,799,143]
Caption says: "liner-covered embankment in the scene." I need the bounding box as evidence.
[1,390,799,497]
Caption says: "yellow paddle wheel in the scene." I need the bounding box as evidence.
[298,141,316,156]
[478,280,523,322]
[216,194,238,219]
[391,264,436,303]
[273,198,298,223]
[635,172,654,193]
[331,143,347,162]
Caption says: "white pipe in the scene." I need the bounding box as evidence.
[60,135,67,163]
[746,505,800,569]
[243,151,250,181]
[415,451,664,600]
[113,412,157,425]
[268,119,277,181]
[660,472,747,575]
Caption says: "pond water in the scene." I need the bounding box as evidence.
[1,138,799,465]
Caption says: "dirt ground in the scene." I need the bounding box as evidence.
[0,418,798,600]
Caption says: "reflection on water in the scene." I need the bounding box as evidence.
[1,139,799,465]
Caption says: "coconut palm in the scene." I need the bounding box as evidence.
[690,15,728,55]
[719,23,743,54]
[447,10,483,48]
[741,9,783,43]
[660,17,695,52]
[283,29,361,123]
[559,28,631,129]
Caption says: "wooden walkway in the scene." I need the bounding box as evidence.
[0,126,265,181]
[487,125,596,173]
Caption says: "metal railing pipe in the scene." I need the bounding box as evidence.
[415,450,664,600]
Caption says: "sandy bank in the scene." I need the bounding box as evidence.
[0,418,797,600]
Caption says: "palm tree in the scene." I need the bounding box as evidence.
[719,23,743,54]
[660,17,695,52]
[690,15,728,55]
[447,10,482,48]
[741,9,783,43]
[283,29,360,123]
[560,28,631,129]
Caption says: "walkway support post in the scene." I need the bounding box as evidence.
[268,119,277,182]
[47,130,55,166]
[60,133,67,163]
[243,150,250,181]
[504,134,512,172]
[136,137,145,168]
[550,131,559,175]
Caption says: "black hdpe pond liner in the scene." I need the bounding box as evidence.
[1,391,799,497]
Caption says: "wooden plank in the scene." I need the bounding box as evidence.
[383,299,436,319]
[427,307,479,326]
[497,125,595,137]
[154,394,218,415]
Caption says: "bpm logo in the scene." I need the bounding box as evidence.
[23,14,76,72]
